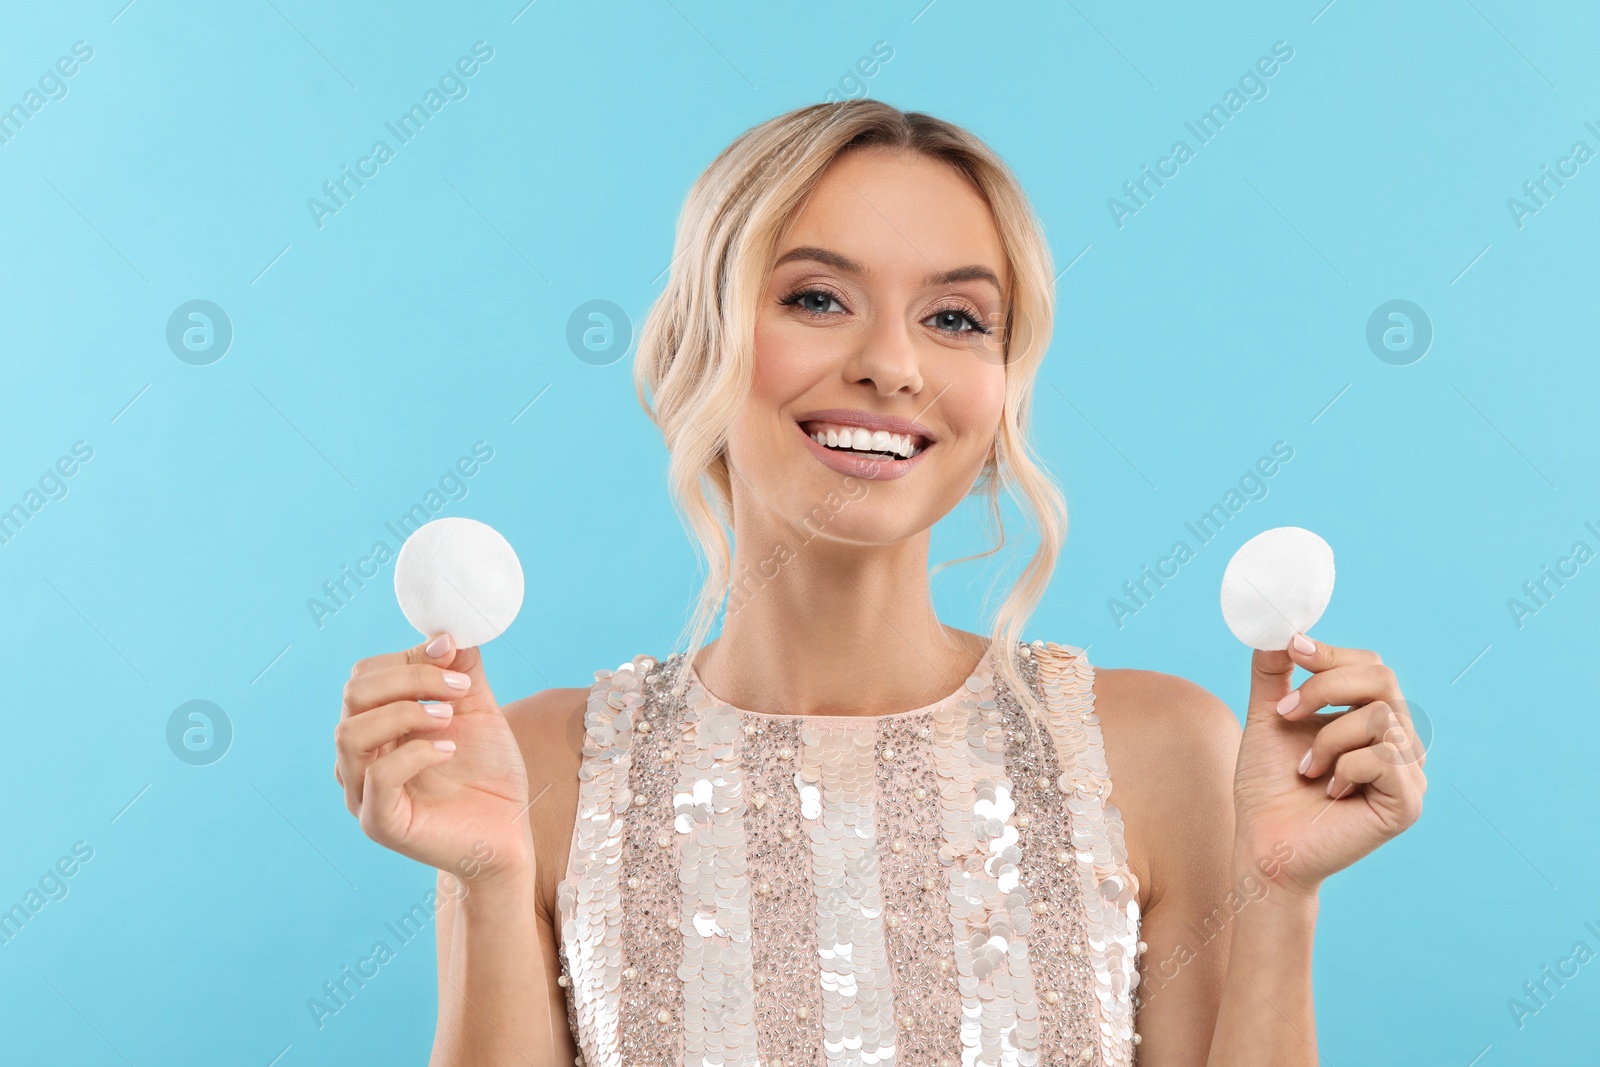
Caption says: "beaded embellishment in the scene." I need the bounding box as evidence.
[556,640,1141,1066]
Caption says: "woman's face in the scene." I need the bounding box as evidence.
[726,146,1011,547]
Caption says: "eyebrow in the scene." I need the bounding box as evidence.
[772,245,1003,292]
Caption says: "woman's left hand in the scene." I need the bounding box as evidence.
[1230,632,1427,897]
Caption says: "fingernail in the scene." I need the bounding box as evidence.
[426,634,451,658]
[443,671,470,690]
[1292,633,1316,655]
[433,739,456,752]
[1326,778,1338,797]
[1276,690,1301,715]
[424,703,453,718]
[1298,748,1314,775]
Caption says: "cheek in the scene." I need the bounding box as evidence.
[979,367,1007,418]
[734,319,811,458]
[751,315,823,403]
[944,364,1007,443]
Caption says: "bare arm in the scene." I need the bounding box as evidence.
[1203,635,1425,1066]
[1103,631,1425,1066]
[334,634,573,1065]
[431,684,588,1066]
[1204,883,1318,1065]
[1131,684,1322,1067]
[1095,669,1243,1062]
[431,860,575,1067]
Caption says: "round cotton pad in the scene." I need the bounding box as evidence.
[1219,526,1335,650]
[393,517,524,649]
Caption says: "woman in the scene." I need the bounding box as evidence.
[334,101,1425,1066]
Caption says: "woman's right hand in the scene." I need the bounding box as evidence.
[335,632,535,890]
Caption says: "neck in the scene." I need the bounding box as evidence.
[694,524,988,718]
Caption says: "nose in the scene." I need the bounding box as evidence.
[841,313,924,396]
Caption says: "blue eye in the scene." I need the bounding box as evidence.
[925,308,991,335]
[780,287,846,315]
[779,287,995,337]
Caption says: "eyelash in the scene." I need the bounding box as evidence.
[777,286,995,336]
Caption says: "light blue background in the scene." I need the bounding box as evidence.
[2,0,1595,1062]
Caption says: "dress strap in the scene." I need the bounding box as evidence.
[1032,641,1142,1066]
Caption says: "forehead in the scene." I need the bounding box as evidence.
[776,147,1009,293]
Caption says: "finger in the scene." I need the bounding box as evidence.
[1284,632,1384,675]
[335,700,455,814]
[433,643,501,717]
[360,736,458,849]
[350,632,456,680]
[1361,698,1427,772]
[1246,628,1375,722]
[342,661,474,719]
[1277,662,1399,720]
[1246,646,1297,726]
[1298,701,1416,778]
[1325,745,1426,832]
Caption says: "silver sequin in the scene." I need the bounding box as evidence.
[555,642,1140,1067]
[797,720,898,1065]
[1035,643,1142,1067]
[930,661,1042,1066]
[675,678,761,1065]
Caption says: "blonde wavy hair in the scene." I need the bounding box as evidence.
[633,99,1069,713]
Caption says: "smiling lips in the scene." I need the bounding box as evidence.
[795,413,936,480]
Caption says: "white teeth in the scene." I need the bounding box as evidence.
[809,426,924,459]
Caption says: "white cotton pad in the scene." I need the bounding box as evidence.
[393,517,524,649]
[1219,526,1335,650]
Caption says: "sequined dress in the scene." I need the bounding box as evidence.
[556,639,1142,1067]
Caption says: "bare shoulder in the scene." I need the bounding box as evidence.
[1086,665,1242,911]
[1090,666,1241,757]
[501,685,590,920]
